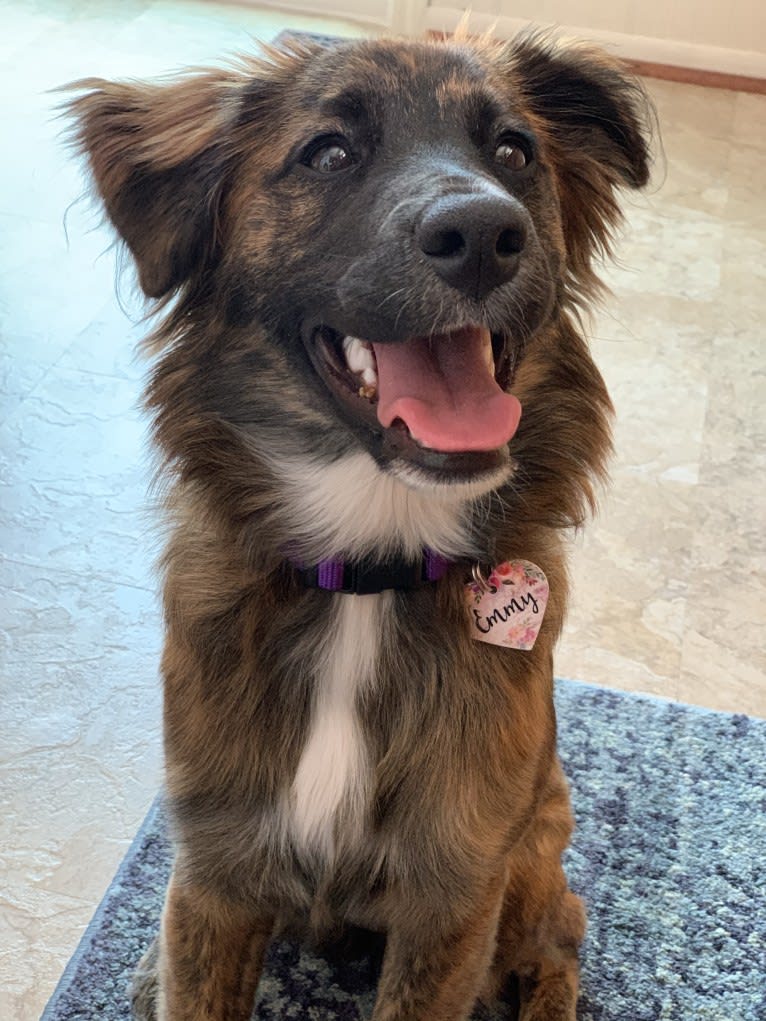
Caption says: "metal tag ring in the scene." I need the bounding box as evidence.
[471,563,492,593]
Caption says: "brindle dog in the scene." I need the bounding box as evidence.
[66,31,650,1021]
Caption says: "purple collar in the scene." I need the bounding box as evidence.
[289,549,451,594]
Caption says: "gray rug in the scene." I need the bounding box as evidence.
[41,680,766,1021]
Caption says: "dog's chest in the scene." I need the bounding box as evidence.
[286,592,391,861]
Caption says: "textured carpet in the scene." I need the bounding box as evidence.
[42,680,766,1021]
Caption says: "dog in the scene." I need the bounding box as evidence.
[66,29,650,1021]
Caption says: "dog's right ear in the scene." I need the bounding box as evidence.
[64,72,247,299]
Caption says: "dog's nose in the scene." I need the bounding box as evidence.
[417,194,526,300]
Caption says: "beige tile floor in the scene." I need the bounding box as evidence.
[0,2,764,1017]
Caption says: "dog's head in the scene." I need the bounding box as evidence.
[66,34,650,555]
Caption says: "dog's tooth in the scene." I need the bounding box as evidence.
[358,362,378,401]
[343,336,377,379]
[342,336,365,373]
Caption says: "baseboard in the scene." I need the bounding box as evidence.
[622,59,766,94]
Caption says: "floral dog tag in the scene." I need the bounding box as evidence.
[465,560,549,650]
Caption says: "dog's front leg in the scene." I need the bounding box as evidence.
[371,875,506,1021]
[156,872,273,1021]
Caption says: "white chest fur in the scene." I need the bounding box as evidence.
[279,449,482,862]
[287,591,392,861]
[270,451,485,563]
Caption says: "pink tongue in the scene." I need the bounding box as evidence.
[372,326,522,453]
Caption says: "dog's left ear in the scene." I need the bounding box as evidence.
[503,34,653,284]
[64,72,247,299]
[510,34,651,187]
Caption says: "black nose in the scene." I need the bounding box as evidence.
[417,194,527,300]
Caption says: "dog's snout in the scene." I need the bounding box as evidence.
[417,194,527,301]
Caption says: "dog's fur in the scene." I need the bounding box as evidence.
[66,31,650,1021]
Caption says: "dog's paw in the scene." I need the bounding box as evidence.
[518,976,577,1021]
[130,938,159,1021]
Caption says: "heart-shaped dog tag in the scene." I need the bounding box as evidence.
[465,560,549,650]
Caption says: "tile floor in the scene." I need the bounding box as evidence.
[1,2,764,1017]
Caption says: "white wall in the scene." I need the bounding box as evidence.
[245,0,394,28]
[425,1,766,77]
[241,0,766,75]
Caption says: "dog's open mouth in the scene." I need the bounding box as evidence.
[306,324,522,473]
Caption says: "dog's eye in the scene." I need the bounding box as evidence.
[305,140,355,174]
[494,137,532,171]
